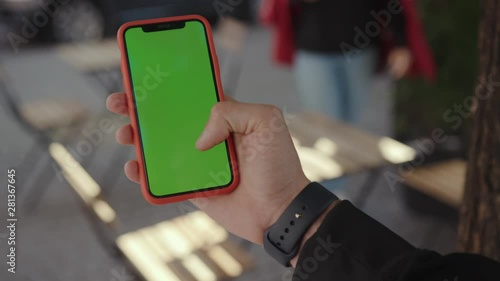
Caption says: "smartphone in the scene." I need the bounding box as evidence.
[118,15,239,205]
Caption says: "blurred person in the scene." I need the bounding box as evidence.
[107,94,499,281]
[261,0,436,125]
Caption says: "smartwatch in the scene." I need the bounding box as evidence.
[263,182,338,267]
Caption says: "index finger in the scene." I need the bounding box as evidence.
[106,92,129,116]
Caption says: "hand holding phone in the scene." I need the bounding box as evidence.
[107,94,311,244]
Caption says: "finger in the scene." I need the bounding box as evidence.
[124,160,140,183]
[116,124,134,145]
[106,93,129,116]
[196,101,282,150]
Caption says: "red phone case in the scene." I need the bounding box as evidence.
[117,15,239,205]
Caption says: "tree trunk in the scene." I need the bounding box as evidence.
[457,0,500,261]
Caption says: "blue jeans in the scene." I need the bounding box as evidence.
[294,49,378,125]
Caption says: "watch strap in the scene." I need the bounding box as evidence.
[263,182,338,266]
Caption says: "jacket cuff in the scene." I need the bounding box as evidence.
[293,201,417,280]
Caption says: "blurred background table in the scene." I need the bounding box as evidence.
[289,113,417,208]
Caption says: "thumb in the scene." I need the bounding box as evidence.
[196,101,277,150]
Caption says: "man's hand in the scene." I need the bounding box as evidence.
[387,47,412,79]
[106,93,310,245]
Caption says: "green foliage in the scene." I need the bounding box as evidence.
[395,0,479,139]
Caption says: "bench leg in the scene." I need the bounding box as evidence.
[20,138,57,213]
[79,200,119,256]
[23,154,57,213]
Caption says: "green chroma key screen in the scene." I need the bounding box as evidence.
[123,20,233,197]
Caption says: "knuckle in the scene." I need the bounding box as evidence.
[211,101,232,117]
[270,105,284,116]
[263,105,283,119]
[211,102,223,116]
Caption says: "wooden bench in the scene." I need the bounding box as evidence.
[20,98,89,132]
[403,159,466,208]
[288,113,417,182]
[56,39,120,72]
[117,211,254,281]
[48,142,254,281]
[52,37,256,279]
[49,142,118,227]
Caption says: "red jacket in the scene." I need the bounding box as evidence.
[260,0,437,81]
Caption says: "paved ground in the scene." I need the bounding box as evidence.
[0,27,457,281]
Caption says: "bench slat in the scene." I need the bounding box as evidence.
[116,211,254,281]
[404,159,466,208]
[289,113,416,181]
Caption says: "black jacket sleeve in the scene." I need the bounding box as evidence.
[293,201,500,281]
